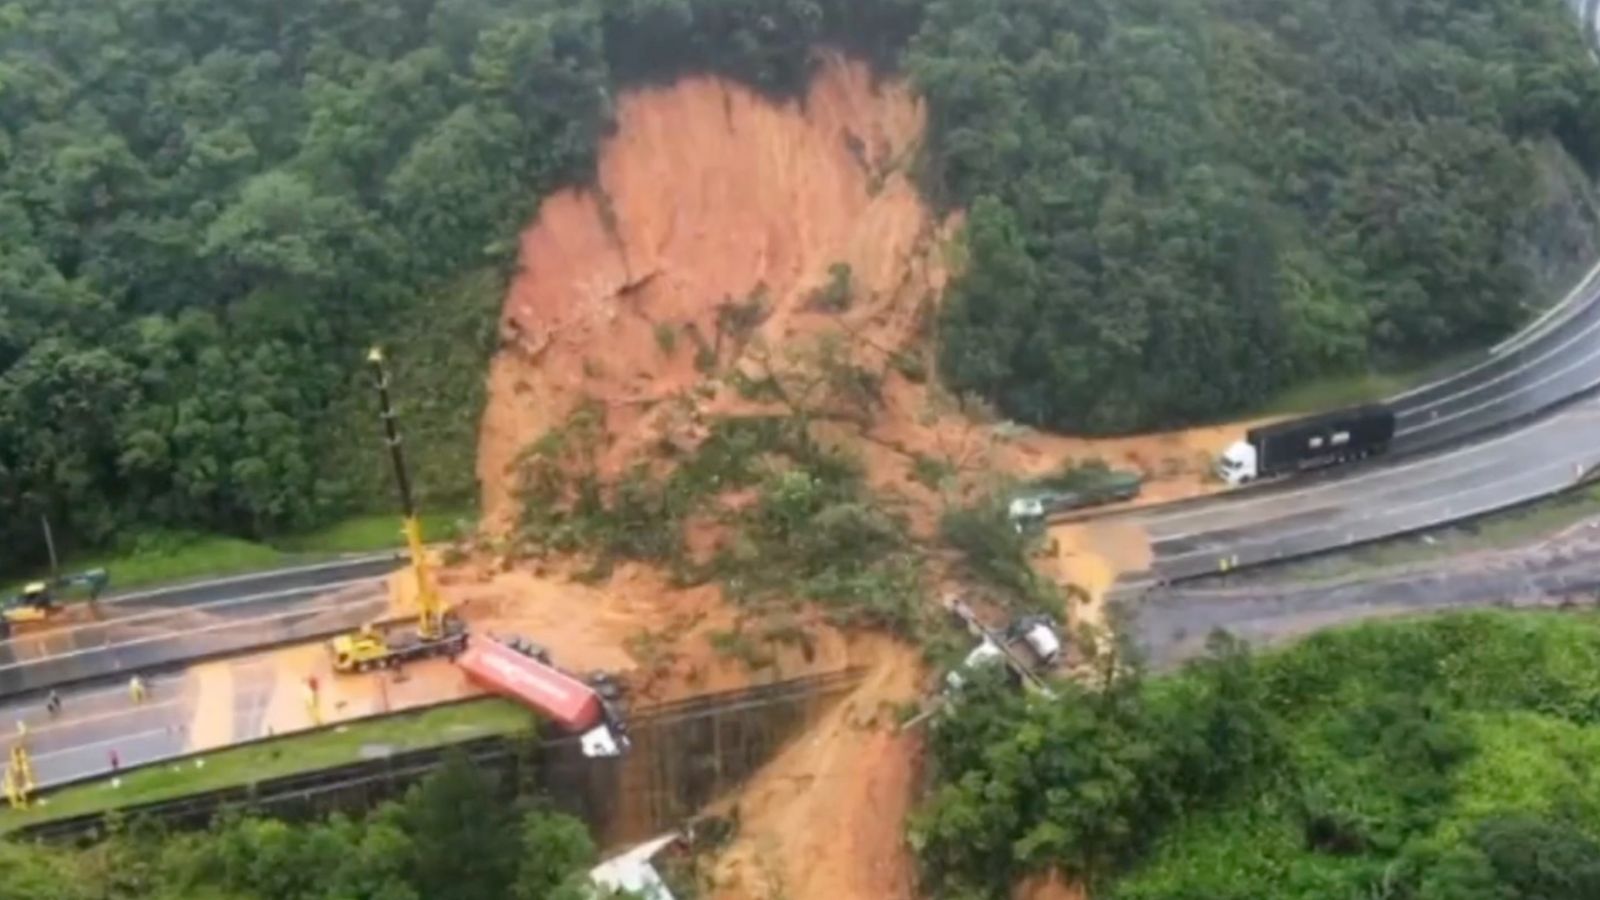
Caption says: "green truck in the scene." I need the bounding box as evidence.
[1007,464,1143,530]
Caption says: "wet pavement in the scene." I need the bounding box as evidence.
[1127,517,1600,668]
[1123,397,1600,584]
[0,579,390,697]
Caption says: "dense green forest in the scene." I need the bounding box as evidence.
[924,0,1600,431]
[0,755,612,900]
[4,0,1597,566]
[911,611,1600,899]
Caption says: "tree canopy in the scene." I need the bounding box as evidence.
[911,612,1600,899]
[0,754,599,900]
[921,0,1600,431]
[4,0,1597,565]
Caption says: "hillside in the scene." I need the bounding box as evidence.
[5,0,1600,571]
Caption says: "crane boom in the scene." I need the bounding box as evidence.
[328,348,467,675]
[367,347,445,640]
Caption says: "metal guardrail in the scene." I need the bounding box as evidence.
[0,584,388,701]
[9,668,868,844]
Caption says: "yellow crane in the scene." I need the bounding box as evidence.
[329,347,466,674]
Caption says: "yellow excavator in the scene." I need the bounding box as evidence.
[0,569,109,639]
[329,347,466,674]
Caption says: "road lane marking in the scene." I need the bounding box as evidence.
[1153,447,1516,543]
[1400,331,1600,438]
[1137,408,1579,530]
[1392,258,1600,403]
[20,698,183,741]
[0,576,384,648]
[30,727,174,765]
[1158,449,1596,567]
[0,590,386,675]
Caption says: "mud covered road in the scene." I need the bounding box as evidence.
[1125,517,1600,668]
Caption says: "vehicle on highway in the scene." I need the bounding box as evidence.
[1008,465,1143,530]
[330,347,468,674]
[456,632,630,758]
[0,569,110,638]
[1217,403,1395,486]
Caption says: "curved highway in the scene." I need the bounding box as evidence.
[1389,261,1600,453]
[1114,395,1600,585]
[1083,264,1600,585]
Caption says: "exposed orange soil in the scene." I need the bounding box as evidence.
[476,53,1237,539]
[1047,518,1155,639]
[708,639,923,900]
[459,52,1266,900]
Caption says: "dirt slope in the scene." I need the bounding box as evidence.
[477,53,1232,535]
[466,53,1251,900]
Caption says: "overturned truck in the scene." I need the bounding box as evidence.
[454,634,630,758]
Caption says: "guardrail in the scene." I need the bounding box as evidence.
[0,581,389,700]
[1137,448,1600,587]
[10,668,867,845]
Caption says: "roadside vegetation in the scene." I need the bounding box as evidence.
[0,509,473,597]
[913,611,1600,899]
[0,754,606,900]
[6,0,1595,572]
[0,699,530,833]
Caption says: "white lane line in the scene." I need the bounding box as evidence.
[1,576,383,648]
[30,727,172,763]
[1399,327,1600,438]
[0,589,385,675]
[21,698,183,740]
[1137,408,1579,531]
[1391,258,1600,404]
[1397,295,1600,424]
[1159,449,1593,566]
[1490,258,1600,356]
[106,552,399,604]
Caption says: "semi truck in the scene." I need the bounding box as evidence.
[455,633,630,758]
[1217,404,1395,486]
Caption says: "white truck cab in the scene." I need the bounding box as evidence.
[1007,496,1045,531]
[945,639,1005,693]
[1216,440,1259,486]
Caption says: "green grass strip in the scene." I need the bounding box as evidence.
[1,698,532,833]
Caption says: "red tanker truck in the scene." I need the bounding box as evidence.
[455,634,630,758]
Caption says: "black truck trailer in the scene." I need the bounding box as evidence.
[1247,404,1395,478]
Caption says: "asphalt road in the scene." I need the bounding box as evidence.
[1070,264,1600,585]
[1116,395,1600,585]
[3,656,295,789]
[95,553,402,614]
[0,571,392,697]
[1130,517,1600,669]
[1390,261,1600,453]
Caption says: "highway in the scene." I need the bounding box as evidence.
[1389,260,1600,452]
[1114,396,1600,584]
[1132,516,1600,668]
[1076,264,1600,586]
[1,644,477,790]
[0,556,400,696]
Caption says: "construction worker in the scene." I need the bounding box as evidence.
[129,674,146,704]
